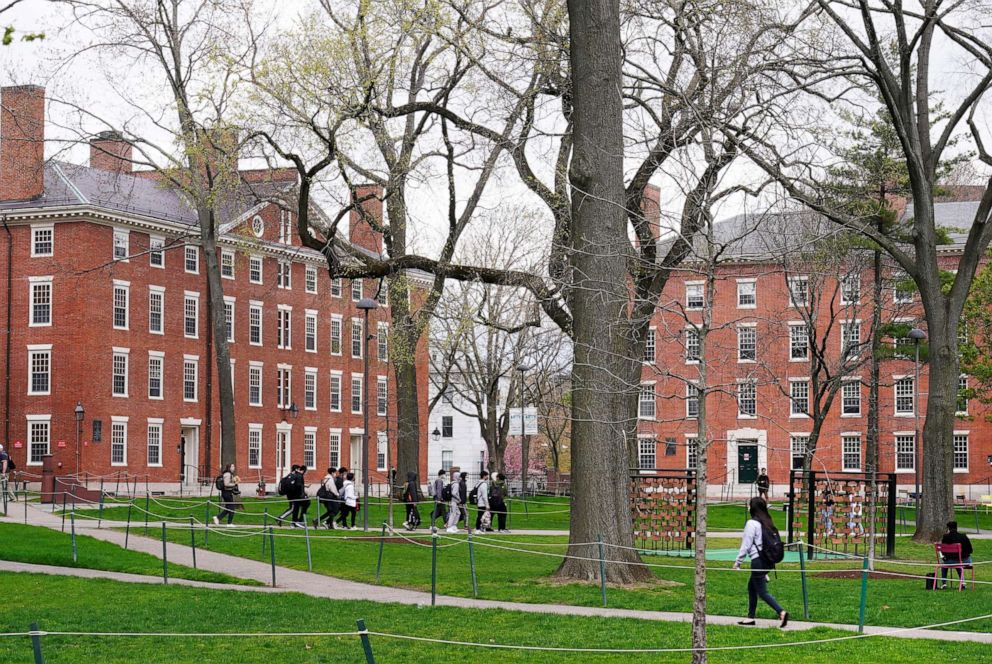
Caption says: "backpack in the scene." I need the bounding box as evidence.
[317,483,328,499]
[441,482,453,502]
[925,572,938,590]
[1,453,15,472]
[215,475,225,491]
[760,526,785,565]
[278,475,292,496]
[468,483,481,506]
[490,482,504,503]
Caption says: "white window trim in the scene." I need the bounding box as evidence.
[685,280,705,309]
[376,374,388,416]
[248,360,264,407]
[31,223,54,257]
[112,279,130,331]
[112,346,130,398]
[956,375,969,416]
[330,370,343,413]
[305,309,318,354]
[28,276,53,328]
[331,278,343,298]
[953,430,970,473]
[788,276,809,308]
[787,321,809,362]
[146,418,164,467]
[330,314,343,356]
[840,432,862,472]
[149,235,165,268]
[183,354,199,403]
[893,373,915,417]
[148,285,165,335]
[351,372,364,414]
[221,249,235,280]
[248,423,264,469]
[249,255,263,284]
[305,265,318,294]
[113,227,130,262]
[184,291,200,339]
[736,380,757,419]
[840,274,861,305]
[737,323,757,364]
[147,350,165,401]
[351,317,363,359]
[26,343,53,396]
[643,326,656,365]
[249,300,264,347]
[638,381,657,421]
[840,319,863,356]
[736,278,757,309]
[25,413,52,466]
[304,367,318,411]
[893,430,916,474]
[840,377,862,418]
[184,245,199,274]
[684,325,700,365]
[788,378,810,419]
[110,415,129,467]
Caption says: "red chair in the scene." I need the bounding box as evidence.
[935,543,975,591]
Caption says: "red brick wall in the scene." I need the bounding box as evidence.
[0,85,45,201]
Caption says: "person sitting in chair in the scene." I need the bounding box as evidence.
[940,521,974,589]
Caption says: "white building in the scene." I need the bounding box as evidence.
[426,383,488,476]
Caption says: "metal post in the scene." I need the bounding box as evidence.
[805,471,816,560]
[262,509,269,557]
[189,517,197,569]
[304,518,313,572]
[60,490,66,532]
[24,489,28,524]
[858,556,869,633]
[144,492,150,535]
[97,492,105,529]
[268,526,277,587]
[375,522,386,583]
[798,541,810,619]
[356,619,376,663]
[161,523,168,584]
[29,622,44,664]
[70,506,77,563]
[431,532,438,606]
[203,500,210,546]
[124,500,133,549]
[886,474,897,558]
[598,535,608,607]
[468,531,478,598]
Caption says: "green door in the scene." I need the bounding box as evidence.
[738,443,758,484]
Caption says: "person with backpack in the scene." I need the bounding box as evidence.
[490,473,509,532]
[431,469,447,530]
[402,471,422,531]
[458,471,469,528]
[277,465,301,524]
[473,471,492,531]
[291,466,310,528]
[316,467,340,529]
[0,444,15,503]
[733,497,788,627]
[444,468,462,533]
[212,464,238,526]
[340,472,358,529]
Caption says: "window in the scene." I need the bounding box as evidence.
[737,279,756,308]
[280,210,293,244]
[331,278,342,298]
[305,369,317,410]
[111,419,127,466]
[377,322,388,362]
[184,293,199,338]
[27,345,51,395]
[277,307,292,349]
[377,376,388,416]
[304,429,316,469]
[893,272,913,303]
[953,434,969,471]
[351,319,363,358]
[31,225,53,257]
[27,417,50,465]
[252,215,264,238]
[895,434,915,471]
[249,303,262,345]
[894,376,914,415]
[685,327,700,363]
[29,278,52,326]
[248,427,262,469]
[249,256,263,284]
[305,311,317,352]
[441,415,453,438]
[790,435,808,470]
[351,279,363,302]
[221,250,234,278]
[686,435,699,470]
[351,375,363,414]
[789,324,808,361]
[328,431,341,468]
[277,261,292,289]
[184,245,198,273]
[183,357,198,402]
[146,421,162,466]
[330,316,343,355]
[375,282,388,307]
[841,321,861,358]
[92,420,102,443]
[737,381,756,418]
[638,383,656,419]
[790,380,809,416]
[737,326,756,362]
[686,384,700,419]
[248,363,262,406]
[638,438,656,470]
[842,380,861,415]
[788,276,809,307]
[644,329,655,363]
[113,228,129,261]
[441,450,453,471]
[306,266,317,294]
[148,287,164,334]
[685,282,704,309]
[842,434,861,471]
[329,373,342,412]
[957,375,969,415]
[841,273,860,305]
[224,299,235,342]
[277,366,292,409]
[112,349,129,397]
[113,281,129,330]
[376,432,387,471]
[148,352,163,399]
[149,236,164,267]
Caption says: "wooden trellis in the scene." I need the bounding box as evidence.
[630,471,695,551]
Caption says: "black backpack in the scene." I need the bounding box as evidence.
[316,483,328,499]
[215,475,225,491]
[760,526,785,565]
[278,475,292,496]
[468,483,480,505]
[441,483,453,501]
[490,482,504,503]
[2,453,15,472]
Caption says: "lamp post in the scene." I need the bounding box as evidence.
[74,402,84,478]
[357,296,379,531]
[431,427,441,442]
[908,327,927,525]
[516,364,530,496]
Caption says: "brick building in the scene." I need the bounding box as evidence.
[0,85,429,490]
[638,202,992,498]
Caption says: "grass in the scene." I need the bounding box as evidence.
[0,522,258,586]
[2,573,989,663]
[149,522,992,633]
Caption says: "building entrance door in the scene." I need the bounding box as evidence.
[350,435,362,488]
[275,430,291,481]
[180,427,199,486]
[737,442,758,484]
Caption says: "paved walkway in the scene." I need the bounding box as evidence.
[5,505,991,644]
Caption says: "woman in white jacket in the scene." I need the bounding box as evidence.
[341,472,358,530]
[733,497,788,627]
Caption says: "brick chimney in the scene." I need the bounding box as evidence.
[349,184,385,254]
[1,85,45,201]
[89,131,133,174]
[635,183,662,247]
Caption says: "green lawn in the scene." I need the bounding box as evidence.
[2,573,989,663]
[149,523,991,633]
[0,522,258,586]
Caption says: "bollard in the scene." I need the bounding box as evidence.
[125,500,133,549]
[857,556,869,634]
[304,518,313,572]
[262,509,268,557]
[507,500,512,531]
[189,517,197,569]
[61,491,67,532]
[144,493,150,535]
[97,492,105,529]
[431,532,438,606]
[30,622,44,664]
[268,526,277,587]
[798,541,810,619]
[24,489,28,524]
[161,523,169,584]
[375,523,386,583]
[976,504,981,534]
[468,531,478,598]
[357,619,376,663]
[598,535,608,607]
[70,506,78,563]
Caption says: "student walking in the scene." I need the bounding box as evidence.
[212,464,239,526]
[733,497,788,627]
[458,471,469,527]
[431,470,447,530]
[0,444,15,503]
[277,465,301,523]
[474,471,492,531]
[340,472,358,529]
[756,468,770,501]
[445,468,462,533]
[316,467,340,529]
[490,473,509,532]
[402,471,422,531]
[291,466,311,528]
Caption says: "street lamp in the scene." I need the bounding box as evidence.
[908,327,926,525]
[431,427,441,442]
[74,401,84,479]
[516,364,530,495]
[357,296,379,531]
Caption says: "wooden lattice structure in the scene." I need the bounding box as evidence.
[630,471,695,550]
[787,470,897,558]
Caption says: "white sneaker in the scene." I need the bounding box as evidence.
[212,516,219,525]
[446,526,458,533]
[402,521,409,529]
[225,523,234,528]
[350,526,359,531]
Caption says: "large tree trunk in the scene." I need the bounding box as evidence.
[393,330,421,481]
[555,0,651,583]
[866,244,883,563]
[916,330,958,541]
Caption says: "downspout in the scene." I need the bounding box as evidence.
[2,215,11,445]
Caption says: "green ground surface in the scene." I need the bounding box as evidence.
[0,523,258,586]
[3,573,989,663]
[149,525,991,633]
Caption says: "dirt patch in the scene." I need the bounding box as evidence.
[814,570,910,581]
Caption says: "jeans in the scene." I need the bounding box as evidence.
[216,490,235,524]
[941,556,973,580]
[747,559,784,618]
[338,505,356,527]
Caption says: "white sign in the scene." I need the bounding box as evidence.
[508,408,538,436]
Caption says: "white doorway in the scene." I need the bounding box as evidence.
[350,435,362,487]
[180,426,199,486]
[275,427,292,480]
